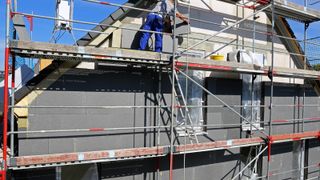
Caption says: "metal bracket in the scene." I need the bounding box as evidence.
[267,68,273,80]
[8,158,16,167]
[305,22,310,30]
[252,74,257,81]
[266,136,273,162]
[164,146,171,154]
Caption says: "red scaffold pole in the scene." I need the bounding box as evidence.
[2,0,12,179]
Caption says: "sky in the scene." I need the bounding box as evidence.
[287,0,320,39]
[0,0,320,70]
[0,0,127,70]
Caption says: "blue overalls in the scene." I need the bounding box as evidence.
[139,13,164,52]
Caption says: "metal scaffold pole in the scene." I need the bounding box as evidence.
[169,0,178,180]
[10,2,18,159]
[2,0,12,179]
[232,146,268,180]
[267,0,275,179]
[10,47,16,159]
[2,0,320,177]
[301,0,308,177]
[10,0,18,157]
[156,63,162,180]
[302,22,308,134]
[184,1,192,179]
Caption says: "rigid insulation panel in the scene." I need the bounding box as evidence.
[99,149,246,180]
[169,149,246,180]
[203,78,243,141]
[305,139,320,179]
[18,67,173,156]
[302,87,320,132]
[262,142,297,180]
[261,140,319,179]
[263,83,320,135]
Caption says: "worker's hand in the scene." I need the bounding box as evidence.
[182,17,189,24]
[176,12,190,24]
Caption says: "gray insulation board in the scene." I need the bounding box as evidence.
[18,69,320,155]
[263,83,320,135]
[19,68,172,155]
[14,68,320,179]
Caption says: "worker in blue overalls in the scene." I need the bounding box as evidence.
[139,0,189,52]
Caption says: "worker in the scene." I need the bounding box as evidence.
[139,0,189,52]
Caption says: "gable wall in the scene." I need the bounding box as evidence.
[88,0,303,84]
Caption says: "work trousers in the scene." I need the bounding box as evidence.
[139,13,164,52]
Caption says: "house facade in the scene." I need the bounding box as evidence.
[10,0,320,179]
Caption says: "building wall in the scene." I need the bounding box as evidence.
[99,149,246,180]
[18,67,172,156]
[306,139,320,179]
[18,68,320,152]
[15,66,320,179]
[14,142,320,180]
[263,83,320,135]
[97,0,304,84]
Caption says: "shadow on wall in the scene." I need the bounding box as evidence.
[130,24,152,51]
[26,66,171,93]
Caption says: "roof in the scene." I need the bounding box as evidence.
[76,0,150,46]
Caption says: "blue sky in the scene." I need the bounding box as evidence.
[287,0,320,39]
[0,0,127,70]
[0,0,320,70]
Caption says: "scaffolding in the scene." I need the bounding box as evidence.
[2,0,320,179]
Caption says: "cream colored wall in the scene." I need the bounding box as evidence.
[182,0,302,84]
[88,0,303,84]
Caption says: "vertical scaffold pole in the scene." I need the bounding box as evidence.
[10,1,17,158]
[266,0,275,179]
[2,0,12,179]
[183,2,191,179]
[13,0,17,12]
[10,46,15,158]
[302,1,308,134]
[169,0,178,180]
[156,63,162,180]
[301,0,308,176]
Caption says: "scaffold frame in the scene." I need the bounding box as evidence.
[2,0,320,179]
